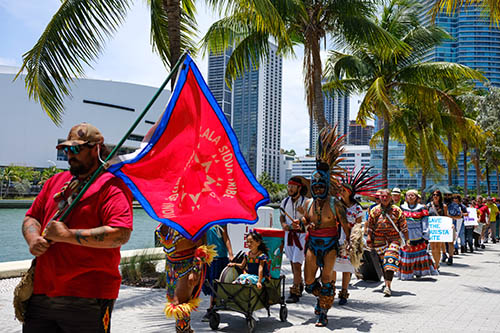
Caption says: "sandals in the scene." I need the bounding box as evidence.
[315,312,328,327]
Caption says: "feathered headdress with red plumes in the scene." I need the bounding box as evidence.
[314,125,346,196]
[341,166,386,198]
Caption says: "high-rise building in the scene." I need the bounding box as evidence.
[309,91,349,154]
[207,48,233,122]
[208,44,283,182]
[420,2,500,86]
[292,145,371,178]
[348,120,374,145]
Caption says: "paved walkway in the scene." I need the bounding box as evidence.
[2,244,500,332]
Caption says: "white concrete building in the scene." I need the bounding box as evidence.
[279,154,294,184]
[0,66,170,169]
[291,145,370,178]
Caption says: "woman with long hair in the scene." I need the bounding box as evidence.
[427,190,448,269]
[400,190,438,279]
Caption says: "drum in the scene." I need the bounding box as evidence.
[219,266,239,283]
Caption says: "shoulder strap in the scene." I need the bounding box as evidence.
[284,196,290,209]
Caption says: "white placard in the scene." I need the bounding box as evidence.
[464,208,479,226]
[227,206,274,254]
[428,216,454,242]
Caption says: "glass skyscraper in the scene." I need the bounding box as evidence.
[420,2,500,85]
[207,48,233,122]
[309,90,349,154]
[208,44,283,182]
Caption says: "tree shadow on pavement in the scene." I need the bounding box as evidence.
[338,298,414,312]
[114,287,165,310]
[301,314,374,332]
[463,285,500,294]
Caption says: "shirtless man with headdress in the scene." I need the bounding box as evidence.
[299,126,349,327]
[156,225,216,333]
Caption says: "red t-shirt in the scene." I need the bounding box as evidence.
[476,204,490,223]
[26,171,133,299]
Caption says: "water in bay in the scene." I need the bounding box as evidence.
[0,208,281,262]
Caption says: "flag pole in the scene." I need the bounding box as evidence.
[59,52,188,221]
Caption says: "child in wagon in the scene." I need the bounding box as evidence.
[229,230,270,289]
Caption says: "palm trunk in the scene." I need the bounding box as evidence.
[474,148,481,196]
[382,118,390,184]
[486,164,491,196]
[312,43,326,130]
[447,133,453,186]
[421,170,427,199]
[463,142,468,197]
[164,0,181,90]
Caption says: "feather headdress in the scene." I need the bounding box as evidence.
[315,125,346,194]
[342,166,386,198]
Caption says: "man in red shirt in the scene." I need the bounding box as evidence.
[475,196,490,249]
[21,123,133,333]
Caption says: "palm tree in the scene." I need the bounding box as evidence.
[378,105,450,194]
[202,0,403,130]
[323,0,483,182]
[16,0,197,125]
[0,166,22,199]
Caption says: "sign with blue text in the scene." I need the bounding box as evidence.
[464,208,479,226]
[428,216,454,242]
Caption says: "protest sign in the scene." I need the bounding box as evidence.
[463,208,479,226]
[428,216,454,242]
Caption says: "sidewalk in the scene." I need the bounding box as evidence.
[1,244,500,332]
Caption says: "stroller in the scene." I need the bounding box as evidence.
[203,228,288,333]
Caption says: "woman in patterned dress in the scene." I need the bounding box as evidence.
[399,190,438,279]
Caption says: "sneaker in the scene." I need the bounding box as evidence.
[461,246,466,254]
[286,294,300,304]
[447,257,453,265]
[481,244,486,249]
[383,286,391,297]
[339,297,347,305]
[441,253,447,263]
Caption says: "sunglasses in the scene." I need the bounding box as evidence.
[62,143,93,155]
[432,193,441,197]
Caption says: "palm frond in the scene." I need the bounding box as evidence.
[396,62,485,87]
[16,0,131,125]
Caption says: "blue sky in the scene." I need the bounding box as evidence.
[0,0,362,155]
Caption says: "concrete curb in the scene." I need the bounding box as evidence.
[0,247,164,279]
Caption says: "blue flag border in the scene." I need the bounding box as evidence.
[108,54,270,240]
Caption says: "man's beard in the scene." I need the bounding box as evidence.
[69,158,93,177]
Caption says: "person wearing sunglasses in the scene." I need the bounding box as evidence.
[20,123,133,333]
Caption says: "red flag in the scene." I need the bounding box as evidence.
[108,55,269,240]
